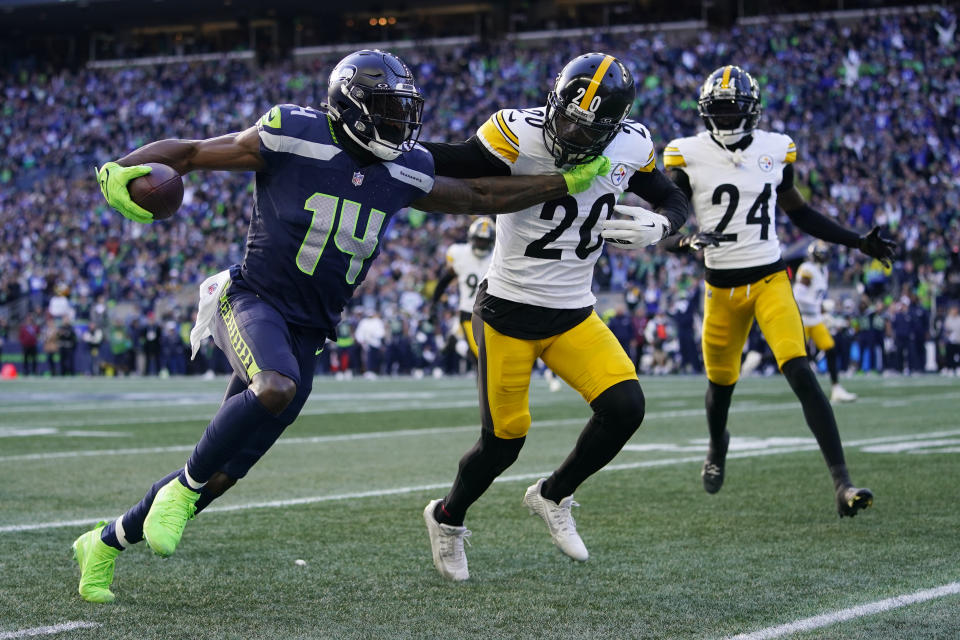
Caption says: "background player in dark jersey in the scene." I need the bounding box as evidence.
[72,49,609,603]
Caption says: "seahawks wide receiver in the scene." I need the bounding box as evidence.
[73,49,609,603]
[420,53,689,581]
[661,65,895,517]
[794,241,858,403]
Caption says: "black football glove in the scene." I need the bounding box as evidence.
[858,226,897,268]
[678,231,724,252]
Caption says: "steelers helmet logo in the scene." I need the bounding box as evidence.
[758,154,774,172]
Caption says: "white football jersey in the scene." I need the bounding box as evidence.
[793,260,828,325]
[663,130,797,271]
[476,107,656,308]
[445,243,492,313]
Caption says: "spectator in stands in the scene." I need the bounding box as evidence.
[943,305,960,375]
[82,322,105,376]
[18,315,39,375]
[57,320,78,376]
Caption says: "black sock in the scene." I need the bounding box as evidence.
[705,380,735,455]
[439,431,524,526]
[781,357,847,472]
[825,348,839,385]
[542,380,644,502]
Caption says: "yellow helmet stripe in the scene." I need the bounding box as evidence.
[579,55,615,110]
[720,65,733,89]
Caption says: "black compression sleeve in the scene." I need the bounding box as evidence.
[776,164,796,193]
[784,203,860,248]
[667,168,694,201]
[626,168,690,235]
[431,269,457,304]
[420,137,510,178]
[660,234,687,253]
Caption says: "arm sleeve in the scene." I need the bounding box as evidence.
[431,269,457,304]
[626,167,690,235]
[783,203,860,248]
[776,163,796,193]
[420,137,510,179]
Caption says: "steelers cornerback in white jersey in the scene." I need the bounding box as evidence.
[662,65,895,518]
[793,241,858,402]
[420,53,689,580]
[431,216,496,358]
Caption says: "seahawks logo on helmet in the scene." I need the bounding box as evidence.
[698,65,762,144]
[468,216,495,257]
[326,49,424,161]
[543,52,636,168]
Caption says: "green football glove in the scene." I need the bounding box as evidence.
[562,155,610,194]
[96,161,154,224]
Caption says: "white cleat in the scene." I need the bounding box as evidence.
[423,499,470,581]
[830,384,858,403]
[548,378,563,393]
[522,479,588,561]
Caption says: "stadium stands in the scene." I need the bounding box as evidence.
[0,6,957,377]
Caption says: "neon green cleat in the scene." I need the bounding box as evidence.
[72,522,121,603]
[143,479,200,557]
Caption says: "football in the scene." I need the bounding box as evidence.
[127,162,183,220]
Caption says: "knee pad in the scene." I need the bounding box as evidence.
[591,379,645,434]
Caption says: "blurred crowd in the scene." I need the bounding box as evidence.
[1,8,958,379]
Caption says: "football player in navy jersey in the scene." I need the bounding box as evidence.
[73,49,609,603]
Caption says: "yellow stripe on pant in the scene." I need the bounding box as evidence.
[461,319,479,359]
[804,322,836,352]
[476,312,637,439]
[702,270,806,386]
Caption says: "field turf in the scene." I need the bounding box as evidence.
[1,373,958,639]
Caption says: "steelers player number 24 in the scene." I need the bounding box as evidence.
[711,182,772,241]
[524,192,617,260]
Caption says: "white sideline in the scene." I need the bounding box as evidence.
[3,427,959,533]
[723,581,960,639]
[0,622,100,640]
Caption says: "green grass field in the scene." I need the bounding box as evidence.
[1,373,959,639]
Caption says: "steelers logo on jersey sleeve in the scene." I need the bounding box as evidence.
[758,154,774,172]
[611,163,628,186]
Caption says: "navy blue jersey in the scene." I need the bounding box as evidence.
[239,104,435,335]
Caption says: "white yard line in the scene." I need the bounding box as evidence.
[0,402,809,463]
[3,427,958,534]
[723,581,960,639]
[0,622,100,640]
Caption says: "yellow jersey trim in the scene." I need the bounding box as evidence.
[495,112,519,147]
[785,142,797,164]
[478,114,519,164]
[663,147,686,168]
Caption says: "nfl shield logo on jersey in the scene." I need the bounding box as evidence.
[352,171,365,187]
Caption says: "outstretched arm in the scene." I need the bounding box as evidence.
[99,126,264,223]
[411,155,608,215]
[117,126,265,173]
[778,165,897,267]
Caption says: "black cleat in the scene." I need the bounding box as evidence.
[701,430,730,494]
[836,485,874,518]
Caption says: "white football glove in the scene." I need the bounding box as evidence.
[600,205,671,248]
